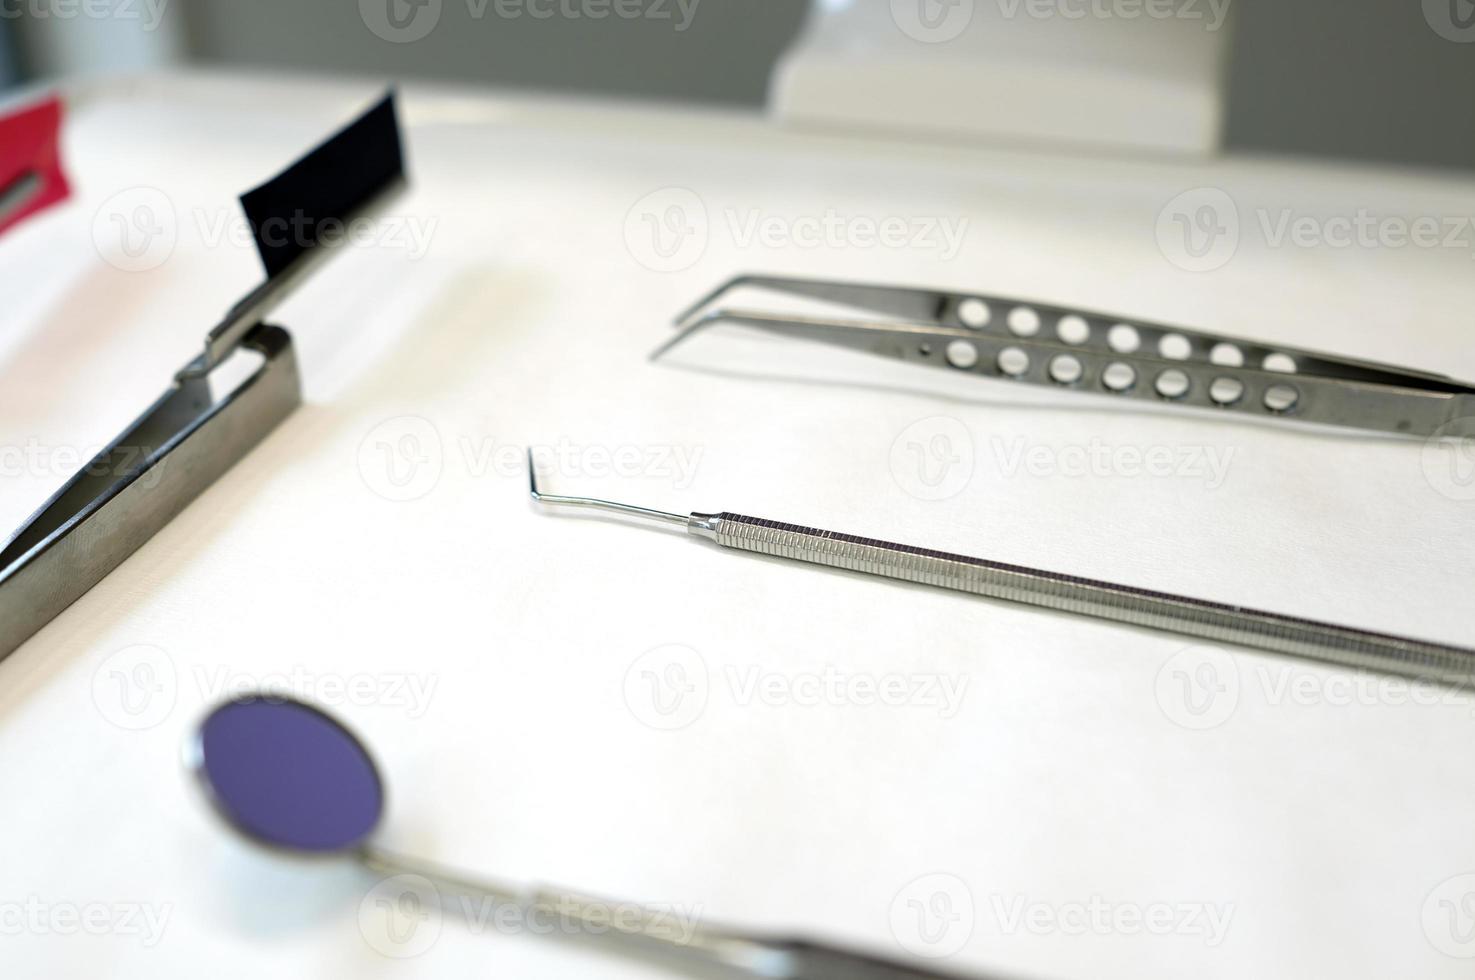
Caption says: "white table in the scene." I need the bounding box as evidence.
[2,71,1473,980]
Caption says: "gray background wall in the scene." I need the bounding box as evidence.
[181,0,811,107]
[5,1,1474,172]
[0,22,17,87]
[1225,1,1475,171]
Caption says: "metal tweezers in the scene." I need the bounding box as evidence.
[656,274,1475,438]
[0,93,406,663]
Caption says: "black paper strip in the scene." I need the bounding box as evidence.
[239,92,404,279]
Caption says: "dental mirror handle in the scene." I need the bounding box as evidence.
[746,939,991,979]
[361,847,990,980]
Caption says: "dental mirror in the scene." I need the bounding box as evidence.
[190,693,999,980]
[192,695,383,853]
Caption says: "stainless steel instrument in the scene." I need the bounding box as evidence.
[0,93,406,663]
[362,847,991,980]
[191,692,1000,980]
[529,453,1475,685]
[657,275,1475,439]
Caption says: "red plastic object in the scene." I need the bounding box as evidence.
[0,95,71,236]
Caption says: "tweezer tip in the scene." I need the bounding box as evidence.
[648,316,714,362]
[671,273,743,327]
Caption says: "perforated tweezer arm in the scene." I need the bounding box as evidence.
[659,275,1475,438]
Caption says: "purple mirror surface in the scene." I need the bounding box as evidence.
[196,696,384,853]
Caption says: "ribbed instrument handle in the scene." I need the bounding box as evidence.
[710,513,1475,684]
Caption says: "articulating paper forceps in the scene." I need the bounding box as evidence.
[0,93,407,663]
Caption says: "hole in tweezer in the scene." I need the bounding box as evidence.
[206,345,268,402]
